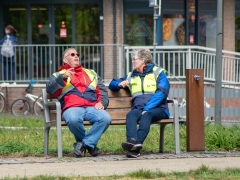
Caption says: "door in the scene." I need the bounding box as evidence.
[31,5,50,44]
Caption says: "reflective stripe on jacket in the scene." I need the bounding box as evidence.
[54,68,98,100]
[46,64,108,113]
[126,66,165,98]
[108,63,170,117]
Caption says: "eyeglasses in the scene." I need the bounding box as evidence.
[64,53,80,58]
[132,57,140,61]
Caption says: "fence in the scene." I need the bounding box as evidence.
[124,45,240,83]
[1,44,240,83]
[0,44,125,83]
[168,81,240,122]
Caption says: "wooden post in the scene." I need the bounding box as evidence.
[186,69,205,152]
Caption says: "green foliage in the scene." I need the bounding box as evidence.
[75,4,100,44]
[0,114,44,127]
[235,16,240,52]
[235,16,240,29]
[126,169,166,179]
[205,124,240,151]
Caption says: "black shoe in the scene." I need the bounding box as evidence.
[126,150,140,158]
[122,138,142,151]
[85,145,100,157]
[73,142,85,157]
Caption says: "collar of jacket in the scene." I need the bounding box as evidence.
[131,63,155,77]
[58,63,83,71]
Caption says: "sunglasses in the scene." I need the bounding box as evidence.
[65,53,80,58]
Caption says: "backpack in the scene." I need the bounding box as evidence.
[1,35,14,58]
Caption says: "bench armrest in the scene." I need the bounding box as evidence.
[168,99,180,154]
[42,89,61,124]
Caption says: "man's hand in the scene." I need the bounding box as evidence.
[118,80,129,88]
[95,102,104,109]
[63,68,75,79]
[142,111,147,115]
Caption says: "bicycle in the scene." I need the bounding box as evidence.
[11,80,44,118]
[0,83,9,113]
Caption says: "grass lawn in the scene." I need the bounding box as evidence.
[1,115,240,179]
[1,115,240,157]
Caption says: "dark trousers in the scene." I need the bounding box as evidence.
[126,108,168,144]
[3,60,16,81]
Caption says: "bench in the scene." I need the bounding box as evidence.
[42,88,180,158]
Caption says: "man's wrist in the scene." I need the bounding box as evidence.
[61,74,66,79]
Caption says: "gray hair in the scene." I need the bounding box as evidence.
[62,48,76,59]
[132,49,152,64]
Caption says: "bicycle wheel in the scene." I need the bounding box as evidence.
[11,99,31,116]
[0,93,5,113]
[33,95,44,119]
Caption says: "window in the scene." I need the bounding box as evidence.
[75,4,100,44]
[125,14,153,45]
[54,5,72,44]
[236,1,240,52]
[32,5,49,44]
[2,5,27,44]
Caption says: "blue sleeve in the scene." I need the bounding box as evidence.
[144,71,170,111]
[0,36,7,45]
[9,35,18,45]
[108,75,127,91]
[0,35,17,45]
[46,73,65,95]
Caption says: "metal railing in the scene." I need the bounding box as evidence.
[1,44,240,83]
[0,44,125,83]
[124,45,240,83]
[168,81,240,122]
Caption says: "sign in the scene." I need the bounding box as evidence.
[60,28,67,38]
[60,21,67,38]
[149,0,157,7]
[190,35,194,44]
[38,24,42,28]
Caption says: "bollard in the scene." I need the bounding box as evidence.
[186,69,205,152]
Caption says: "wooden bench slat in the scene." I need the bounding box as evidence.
[56,119,174,126]
[50,109,132,120]
[48,98,132,110]
[47,89,131,99]
[107,88,131,97]
[108,98,132,109]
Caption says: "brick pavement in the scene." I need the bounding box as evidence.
[1,151,240,178]
[1,151,240,164]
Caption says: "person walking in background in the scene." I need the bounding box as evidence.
[0,25,18,81]
[108,49,170,158]
[46,48,111,157]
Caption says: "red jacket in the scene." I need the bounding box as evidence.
[46,64,109,113]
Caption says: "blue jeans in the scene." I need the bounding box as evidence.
[126,108,168,144]
[62,106,111,149]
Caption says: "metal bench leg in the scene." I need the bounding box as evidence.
[57,125,62,158]
[159,124,167,153]
[56,104,62,158]
[174,120,180,154]
[44,127,50,157]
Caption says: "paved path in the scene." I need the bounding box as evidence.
[1,152,240,178]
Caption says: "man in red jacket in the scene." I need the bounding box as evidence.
[46,48,111,157]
